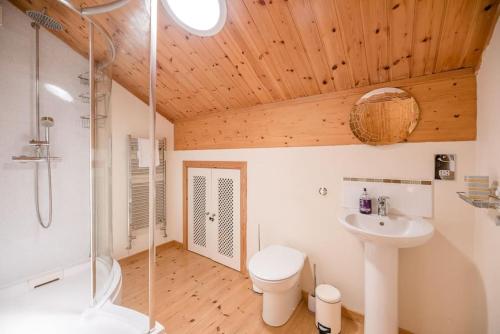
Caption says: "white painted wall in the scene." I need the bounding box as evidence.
[104,15,499,334]
[169,142,481,333]
[0,1,89,287]
[110,81,174,259]
[475,21,500,334]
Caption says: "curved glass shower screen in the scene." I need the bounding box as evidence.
[88,22,114,305]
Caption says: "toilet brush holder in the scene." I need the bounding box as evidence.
[308,293,316,313]
[308,263,317,312]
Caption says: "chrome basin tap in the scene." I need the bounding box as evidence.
[377,196,390,216]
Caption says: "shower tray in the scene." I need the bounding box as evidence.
[0,260,164,334]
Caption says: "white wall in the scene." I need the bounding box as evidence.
[106,21,500,332]
[110,81,175,259]
[475,21,500,334]
[105,14,498,334]
[169,141,483,333]
[0,1,89,287]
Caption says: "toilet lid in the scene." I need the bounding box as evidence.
[249,245,305,281]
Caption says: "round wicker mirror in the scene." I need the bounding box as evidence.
[350,88,420,145]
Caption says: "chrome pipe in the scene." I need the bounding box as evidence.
[81,0,130,16]
[31,21,54,229]
[148,0,158,330]
[89,22,97,306]
[34,23,40,141]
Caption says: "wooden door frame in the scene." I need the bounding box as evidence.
[183,161,247,274]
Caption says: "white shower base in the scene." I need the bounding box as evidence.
[0,259,163,334]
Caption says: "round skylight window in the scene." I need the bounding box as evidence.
[161,0,227,36]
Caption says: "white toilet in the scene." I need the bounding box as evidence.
[248,245,306,326]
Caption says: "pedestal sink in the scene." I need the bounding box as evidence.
[338,211,434,334]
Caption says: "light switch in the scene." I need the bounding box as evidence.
[435,154,456,180]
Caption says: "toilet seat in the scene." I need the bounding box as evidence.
[249,245,306,326]
[249,245,305,281]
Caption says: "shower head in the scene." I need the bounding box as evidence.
[40,116,55,127]
[26,10,63,31]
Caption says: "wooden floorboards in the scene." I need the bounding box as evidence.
[119,243,364,334]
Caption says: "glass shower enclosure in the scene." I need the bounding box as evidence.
[0,1,140,332]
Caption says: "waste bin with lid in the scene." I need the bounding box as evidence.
[315,284,341,334]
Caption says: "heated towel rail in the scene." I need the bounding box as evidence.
[127,135,167,249]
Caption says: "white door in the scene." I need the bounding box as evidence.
[211,169,240,271]
[187,168,211,259]
[187,167,241,271]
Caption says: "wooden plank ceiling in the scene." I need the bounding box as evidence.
[9,0,499,122]
[174,70,478,149]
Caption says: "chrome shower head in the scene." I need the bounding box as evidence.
[26,10,63,31]
[40,116,55,127]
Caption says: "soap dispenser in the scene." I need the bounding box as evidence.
[359,188,372,214]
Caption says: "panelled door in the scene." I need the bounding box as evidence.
[187,168,241,271]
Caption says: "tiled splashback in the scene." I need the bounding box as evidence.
[342,177,433,218]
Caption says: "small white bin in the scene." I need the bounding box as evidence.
[315,284,341,334]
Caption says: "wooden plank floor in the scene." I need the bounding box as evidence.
[119,243,364,334]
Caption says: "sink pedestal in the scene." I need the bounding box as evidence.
[364,242,398,334]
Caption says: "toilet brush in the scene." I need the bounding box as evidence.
[308,264,317,313]
[313,264,317,295]
[258,224,261,251]
[252,224,263,294]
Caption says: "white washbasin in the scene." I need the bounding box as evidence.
[338,212,434,248]
[338,211,434,334]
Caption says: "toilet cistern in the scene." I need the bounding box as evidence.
[377,196,390,216]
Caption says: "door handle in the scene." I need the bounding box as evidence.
[209,213,216,222]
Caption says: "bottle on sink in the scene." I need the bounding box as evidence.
[359,188,372,215]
